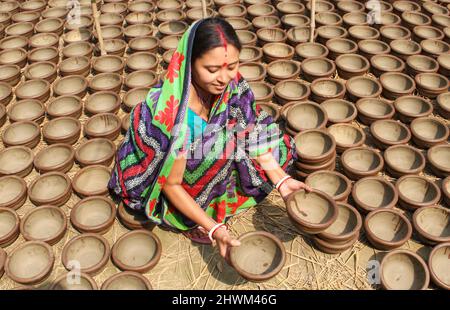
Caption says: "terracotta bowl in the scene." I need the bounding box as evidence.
[394,96,433,123]
[53,75,88,98]
[8,99,45,124]
[390,39,421,61]
[257,102,280,122]
[34,143,75,174]
[126,52,158,72]
[70,196,116,235]
[89,72,122,94]
[59,56,91,77]
[0,47,28,68]
[111,230,162,273]
[62,233,110,275]
[20,205,67,245]
[321,99,357,124]
[239,62,266,82]
[338,1,365,14]
[415,73,449,99]
[396,175,441,211]
[117,202,155,230]
[280,14,307,30]
[157,20,188,37]
[129,36,159,54]
[407,54,439,77]
[0,207,20,247]
[305,170,352,202]
[384,145,426,178]
[428,242,450,290]
[310,78,346,103]
[0,146,34,178]
[28,172,72,207]
[84,113,121,141]
[159,34,181,51]
[380,25,411,43]
[41,7,68,19]
[315,12,342,28]
[370,54,405,77]
[46,95,82,119]
[379,72,416,100]
[0,64,21,86]
[85,91,121,115]
[313,233,358,254]
[12,11,40,25]
[274,79,310,105]
[226,17,252,31]
[349,25,380,42]
[432,14,450,30]
[427,144,450,178]
[2,121,41,149]
[75,138,116,167]
[62,42,93,59]
[24,61,57,83]
[355,98,395,125]
[443,176,450,207]
[292,126,335,162]
[93,25,123,42]
[218,4,247,19]
[370,119,411,150]
[358,39,391,60]
[351,176,398,213]
[286,102,327,132]
[51,272,98,290]
[123,87,148,112]
[248,81,273,104]
[342,11,368,27]
[295,42,328,61]
[262,42,294,63]
[15,79,51,102]
[286,189,338,234]
[300,57,335,82]
[341,147,384,181]
[101,271,152,290]
[229,231,285,282]
[27,46,59,65]
[256,28,287,46]
[43,117,81,145]
[5,241,54,285]
[0,176,27,210]
[0,81,12,106]
[99,12,124,27]
[286,26,315,46]
[335,54,369,80]
[380,250,430,290]
[125,11,153,26]
[402,11,432,29]
[393,1,421,14]
[326,38,358,60]
[316,202,361,244]
[294,156,336,178]
[346,76,382,102]
[125,70,158,90]
[124,24,153,42]
[72,165,111,198]
[421,39,450,58]
[34,17,64,35]
[327,123,365,154]
[413,25,444,41]
[5,22,34,38]
[413,206,449,245]
[410,117,449,149]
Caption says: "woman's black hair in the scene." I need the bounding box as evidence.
[191,17,242,63]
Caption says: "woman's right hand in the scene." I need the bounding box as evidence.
[213,227,241,260]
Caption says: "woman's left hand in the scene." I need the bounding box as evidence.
[278,177,312,201]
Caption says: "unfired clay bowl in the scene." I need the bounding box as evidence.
[117,202,155,230]
[72,165,111,198]
[428,242,450,290]
[355,98,395,125]
[384,145,425,178]
[0,146,34,178]
[85,91,121,115]
[62,233,110,275]
[51,273,98,290]
[20,205,67,245]
[295,42,328,61]
[62,42,93,59]
[310,78,346,103]
[370,54,405,77]
[53,75,88,98]
[380,250,429,290]
[89,72,122,94]
[427,144,450,178]
[396,175,441,211]
[28,172,72,207]
[123,87,148,112]
[7,99,45,124]
[406,54,439,76]
[84,113,121,141]
[415,73,449,99]
[346,76,382,102]
[59,56,91,77]
[2,121,41,149]
[351,177,398,214]
[70,196,116,235]
[274,79,310,105]
[111,230,162,273]
[413,206,449,245]
[0,207,20,247]
[286,102,327,132]
[370,120,411,150]
[379,72,416,100]
[305,170,352,202]
[262,42,294,63]
[300,57,335,82]
[335,54,369,79]
[101,271,152,290]
[24,61,57,83]
[294,129,336,164]
[325,38,358,60]
[126,52,158,72]
[46,95,82,119]
[358,39,390,60]
[321,99,357,124]
[394,96,433,123]
[341,147,384,181]
[410,117,449,149]
[327,123,365,154]
[43,117,81,145]
[34,143,75,174]
[229,231,286,282]
[15,78,51,102]
[75,138,116,167]
[0,176,27,210]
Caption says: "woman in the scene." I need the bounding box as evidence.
[108,18,311,259]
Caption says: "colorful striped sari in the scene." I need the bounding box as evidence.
[108,19,298,231]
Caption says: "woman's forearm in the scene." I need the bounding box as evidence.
[254,151,288,185]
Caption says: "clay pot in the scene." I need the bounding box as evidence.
[306,0,335,14]
[29,33,60,49]
[436,92,450,119]
[0,35,28,50]
[91,55,124,75]
[59,56,91,77]
[390,39,422,61]
[286,189,338,234]
[421,39,450,58]
[346,76,382,102]
[301,57,335,82]
[34,18,64,36]
[402,11,431,30]
[265,60,299,84]
[384,144,425,177]
[262,42,294,63]
[428,242,450,290]
[442,177,450,207]
[393,1,421,14]
[41,7,69,20]
[437,53,450,77]
[317,26,348,45]
[156,0,182,10]
[20,205,67,245]
[125,70,158,90]
[295,43,328,63]
[186,7,214,24]
[129,0,156,13]
[427,144,450,178]
[7,99,45,124]
[70,196,116,235]
[338,1,365,14]
[252,15,281,30]
[0,47,27,68]
[5,241,54,285]
[62,233,110,275]
[396,175,441,211]
[101,271,152,290]
[101,2,128,16]
[410,117,449,149]
[248,81,274,104]
[312,233,358,254]
[294,155,336,178]
[89,73,122,94]
[358,39,391,61]
[239,46,263,64]
[0,1,18,14]
[72,165,111,198]
[364,209,412,250]
[46,95,82,119]
[28,46,59,65]
[380,25,411,43]
[394,96,433,123]
[0,64,21,86]
[0,176,27,210]
[349,25,380,42]
[0,146,34,178]
[415,73,449,99]
[341,147,384,181]
[75,138,116,167]
[159,35,181,52]
[84,113,121,141]
[62,42,93,59]
[352,176,398,213]
[257,102,280,122]
[2,121,41,149]
[335,54,369,79]
[380,249,429,290]
[343,12,368,28]
[117,202,155,230]
[294,129,335,165]
[327,123,365,154]
[226,17,252,31]
[276,1,304,16]
[19,0,46,13]
[370,120,411,150]
[53,75,88,98]
[310,78,346,103]
[413,25,445,41]
[24,61,57,83]
[0,11,11,27]
[256,28,286,47]
[315,12,343,28]
[432,14,450,30]
[287,103,327,132]
[16,79,51,103]
[85,91,121,116]
[380,72,415,100]
[321,99,357,124]
[93,25,123,42]
[43,117,81,145]
[129,36,159,54]
[305,171,352,202]
[157,20,187,37]
[34,143,75,174]
[123,87,148,112]
[413,206,449,245]
[5,22,34,38]
[62,29,92,46]
[218,4,247,19]
[274,79,310,105]
[128,12,154,25]
[99,13,124,27]
[12,11,40,25]
[51,272,98,290]
[356,98,395,125]
[111,230,162,273]
[28,172,72,207]
[286,26,316,46]
[0,207,20,247]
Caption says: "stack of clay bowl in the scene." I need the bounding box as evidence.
[284,101,327,136]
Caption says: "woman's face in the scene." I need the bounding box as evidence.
[192,45,240,95]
